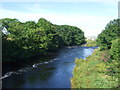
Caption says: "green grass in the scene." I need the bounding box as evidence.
[82,40,97,47]
[71,48,119,88]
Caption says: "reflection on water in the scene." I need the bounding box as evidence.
[2,46,97,88]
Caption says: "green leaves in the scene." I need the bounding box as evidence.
[55,25,85,46]
[96,19,120,50]
[1,18,85,62]
[71,19,119,88]
[110,38,119,61]
[71,49,119,88]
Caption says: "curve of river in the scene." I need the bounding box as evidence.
[2,46,97,88]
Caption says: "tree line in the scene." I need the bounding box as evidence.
[96,19,120,61]
[1,18,86,62]
[96,19,119,77]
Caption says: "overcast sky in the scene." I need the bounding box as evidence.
[0,1,118,37]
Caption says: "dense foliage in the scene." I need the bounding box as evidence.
[96,19,120,50]
[1,18,85,62]
[71,19,119,88]
[71,48,119,88]
[110,38,119,61]
[96,19,119,74]
[55,25,86,46]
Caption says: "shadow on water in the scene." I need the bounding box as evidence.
[2,46,97,88]
[2,53,57,75]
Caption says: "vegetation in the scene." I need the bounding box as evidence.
[1,18,86,62]
[71,19,119,88]
[82,39,97,47]
[96,19,120,50]
[1,17,119,88]
[110,38,119,61]
[71,48,119,88]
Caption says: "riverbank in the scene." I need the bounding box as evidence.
[82,40,97,47]
[71,48,119,88]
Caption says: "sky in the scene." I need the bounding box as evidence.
[0,1,118,37]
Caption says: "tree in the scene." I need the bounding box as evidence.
[110,38,119,61]
[1,18,86,62]
[55,25,85,46]
[96,19,120,50]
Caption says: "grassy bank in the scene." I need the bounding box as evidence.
[71,48,119,88]
[82,40,97,47]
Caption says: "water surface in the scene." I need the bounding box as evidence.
[2,46,97,88]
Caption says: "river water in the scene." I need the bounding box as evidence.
[2,46,97,88]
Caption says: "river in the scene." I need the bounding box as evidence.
[2,46,97,88]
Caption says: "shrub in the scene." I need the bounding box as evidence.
[110,38,119,61]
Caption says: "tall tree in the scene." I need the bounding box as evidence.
[96,19,120,50]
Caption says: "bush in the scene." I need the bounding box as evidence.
[110,38,119,61]
[71,49,119,88]
[96,19,120,50]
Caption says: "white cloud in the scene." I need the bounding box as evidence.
[0,8,116,37]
